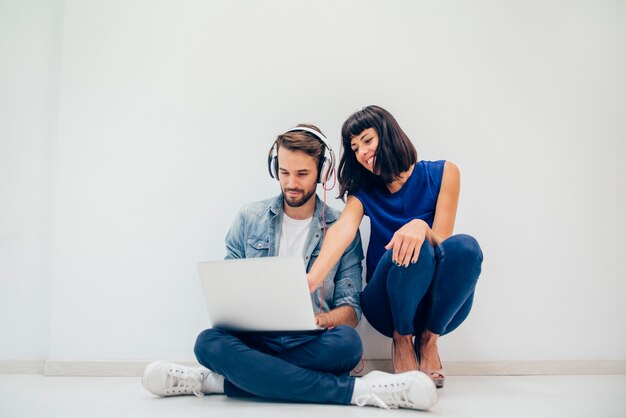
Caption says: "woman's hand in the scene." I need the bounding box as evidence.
[383,161,460,268]
[385,219,431,267]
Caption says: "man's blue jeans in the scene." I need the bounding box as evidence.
[360,234,483,338]
[194,325,362,404]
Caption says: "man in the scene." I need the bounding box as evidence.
[141,125,438,410]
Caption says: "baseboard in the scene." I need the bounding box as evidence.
[0,359,45,374]
[42,360,199,376]
[350,359,626,376]
[442,360,626,376]
[1,359,624,376]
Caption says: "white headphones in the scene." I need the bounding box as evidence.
[267,127,336,184]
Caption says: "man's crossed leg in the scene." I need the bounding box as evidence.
[143,325,438,410]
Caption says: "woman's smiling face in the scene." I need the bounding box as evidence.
[350,127,379,173]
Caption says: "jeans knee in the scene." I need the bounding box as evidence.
[328,326,363,365]
[442,234,483,265]
[388,240,435,272]
[194,328,229,365]
[418,239,435,264]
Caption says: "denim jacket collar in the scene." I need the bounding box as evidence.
[269,194,338,260]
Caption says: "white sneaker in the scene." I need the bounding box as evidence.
[142,361,216,397]
[356,370,438,410]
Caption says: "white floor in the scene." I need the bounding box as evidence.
[1,374,625,418]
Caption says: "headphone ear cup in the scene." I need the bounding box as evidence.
[317,156,333,184]
[272,155,279,180]
[267,143,279,180]
[317,156,327,184]
[319,147,336,184]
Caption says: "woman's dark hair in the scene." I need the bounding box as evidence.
[338,105,417,199]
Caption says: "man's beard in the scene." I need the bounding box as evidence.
[283,187,316,208]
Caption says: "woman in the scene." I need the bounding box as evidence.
[307,105,483,388]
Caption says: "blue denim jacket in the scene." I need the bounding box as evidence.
[224,194,364,320]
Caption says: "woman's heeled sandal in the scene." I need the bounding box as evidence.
[420,352,445,388]
[425,370,445,388]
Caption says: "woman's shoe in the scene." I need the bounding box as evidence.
[415,331,445,389]
[419,351,445,389]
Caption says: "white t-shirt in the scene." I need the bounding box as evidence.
[278,214,313,257]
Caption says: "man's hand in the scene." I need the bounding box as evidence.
[315,306,358,328]
[315,312,332,329]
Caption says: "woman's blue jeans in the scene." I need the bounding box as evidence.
[360,234,483,338]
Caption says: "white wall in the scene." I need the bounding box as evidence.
[0,0,63,359]
[2,0,625,363]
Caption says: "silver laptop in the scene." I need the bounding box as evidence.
[197,256,320,332]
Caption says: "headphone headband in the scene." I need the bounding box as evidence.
[267,126,336,185]
[283,127,333,153]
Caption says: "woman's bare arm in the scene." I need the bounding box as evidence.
[307,196,365,292]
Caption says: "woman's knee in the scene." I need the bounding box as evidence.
[440,234,483,264]
[386,241,436,288]
[386,240,435,272]
[402,239,435,262]
[416,239,436,267]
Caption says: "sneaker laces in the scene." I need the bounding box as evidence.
[164,367,207,397]
[355,380,413,410]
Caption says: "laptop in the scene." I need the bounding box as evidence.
[197,256,321,333]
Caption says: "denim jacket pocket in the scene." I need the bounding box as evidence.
[307,250,338,276]
[306,249,320,270]
[246,237,269,257]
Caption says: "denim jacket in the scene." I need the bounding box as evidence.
[224,194,364,320]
